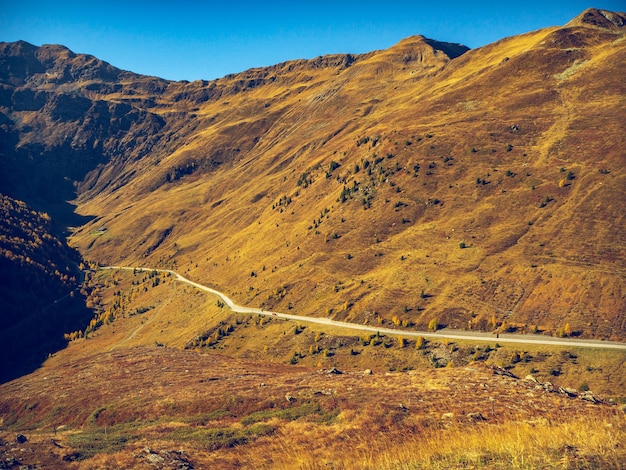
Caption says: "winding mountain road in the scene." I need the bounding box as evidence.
[101,266,626,351]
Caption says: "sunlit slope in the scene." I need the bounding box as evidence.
[67,11,626,340]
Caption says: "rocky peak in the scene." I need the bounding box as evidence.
[0,41,125,88]
[566,8,626,31]
[0,41,45,86]
[373,35,469,69]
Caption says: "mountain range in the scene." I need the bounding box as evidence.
[0,7,625,468]
[1,8,625,380]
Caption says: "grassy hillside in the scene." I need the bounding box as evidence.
[3,262,624,467]
[1,344,624,469]
[0,8,625,468]
[62,10,625,340]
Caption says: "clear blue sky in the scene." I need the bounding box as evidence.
[2,1,624,81]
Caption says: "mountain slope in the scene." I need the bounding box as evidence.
[1,349,623,468]
[1,9,625,346]
[0,9,625,468]
[0,195,91,381]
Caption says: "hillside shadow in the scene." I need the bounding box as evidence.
[423,37,470,59]
[0,287,94,384]
[40,199,96,237]
[0,171,95,238]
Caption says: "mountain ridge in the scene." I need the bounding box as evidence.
[0,9,625,466]
[0,9,625,377]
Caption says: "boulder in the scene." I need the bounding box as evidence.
[580,391,600,403]
[15,434,27,444]
[492,366,518,379]
[524,374,539,384]
[559,387,578,398]
[466,412,487,421]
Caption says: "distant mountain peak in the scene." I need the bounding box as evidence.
[566,8,626,31]
[389,35,469,60]
[0,41,132,87]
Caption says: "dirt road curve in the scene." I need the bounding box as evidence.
[101,266,626,350]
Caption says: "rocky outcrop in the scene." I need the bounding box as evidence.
[0,43,169,209]
[522,374,604,404]
[566,8,626,31]
[136,447,194,470]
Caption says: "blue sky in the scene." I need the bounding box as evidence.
[2,1,624,81]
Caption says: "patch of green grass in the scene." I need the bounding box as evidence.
[240,402,322,426]
[168,423,276,450]
[87,406,107,425]
[181,409,233,425]
[66,430,132,460]
[239,401,340,426]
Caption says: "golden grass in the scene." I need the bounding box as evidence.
[235,413,626,469]
[48,268,626,402]
[3,328,625,468]
[66,20,626,344]
[2,14,625,470]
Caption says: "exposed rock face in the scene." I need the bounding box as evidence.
[0,40,169,214]
[580,391,600,404]
[136,447,194,470]
[0,41,123,86]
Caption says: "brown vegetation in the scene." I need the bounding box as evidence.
[0,347,624,469]
[0,195,91,381]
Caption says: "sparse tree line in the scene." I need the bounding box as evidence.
[64,268,170,342]
[185,317,247,349]
[261,129,479,261]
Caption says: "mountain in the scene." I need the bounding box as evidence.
[1,9,625,345]
[0,8,625,468]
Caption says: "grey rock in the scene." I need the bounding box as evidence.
[524,374,539,383]
[581,391,600,403]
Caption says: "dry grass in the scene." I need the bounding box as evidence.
[69,269,626,397]
[2,12,626,470]
[67,20,626,342]
[1,345,624,468]
[237,414,626,469]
